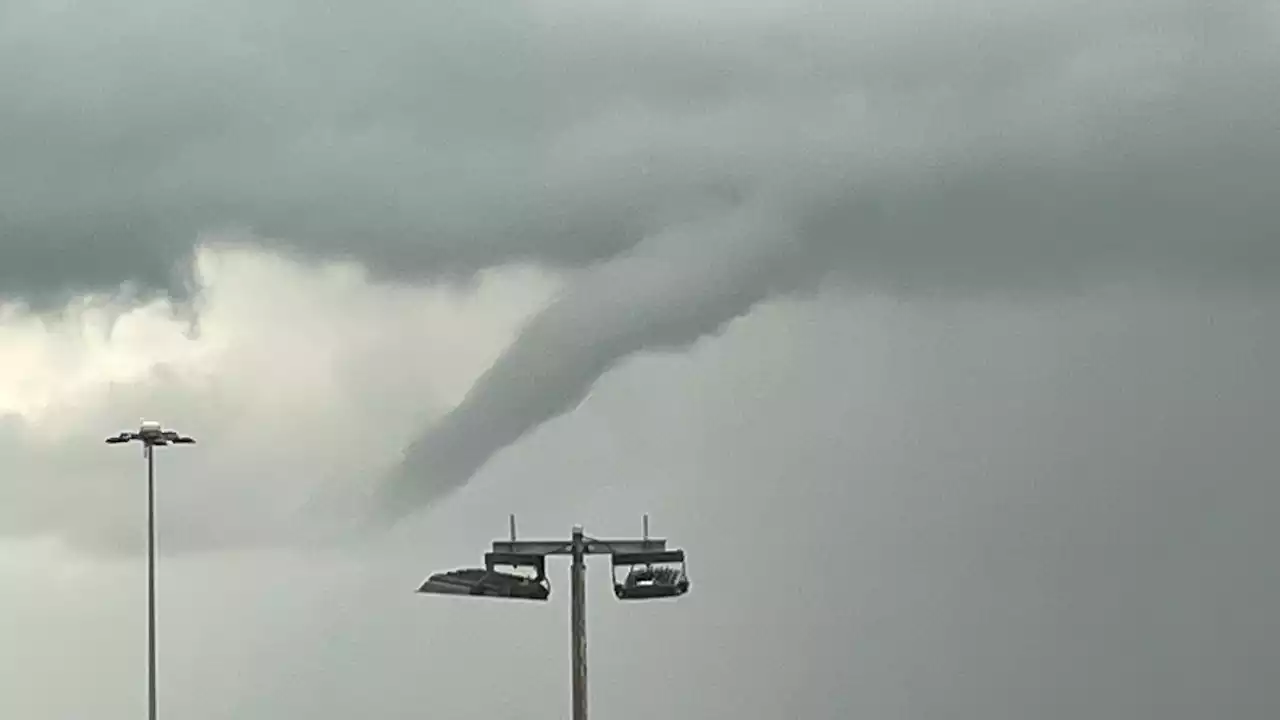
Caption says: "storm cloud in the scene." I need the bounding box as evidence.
[369,0,1280,513]
[4,0,1280,524]
[3,0,1278,302]
[6,0,1279,521]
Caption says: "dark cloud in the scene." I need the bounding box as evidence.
[1,0,1276,544]
[3,0,1278,304]
[8,1,1279,511]
[375,2,1280,515]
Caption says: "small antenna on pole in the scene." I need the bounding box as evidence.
[509,514,517,542]
[642,513,649,541]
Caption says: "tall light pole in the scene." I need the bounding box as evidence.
[418,515,690,720]
[105,420,196,720]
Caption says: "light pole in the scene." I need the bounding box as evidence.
[418,515,691,720]
[105,420,196,720]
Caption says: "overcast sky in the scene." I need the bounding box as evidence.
[2,1,1278,718]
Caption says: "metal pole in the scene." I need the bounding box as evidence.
[570,525,588,720]
[146,444,158,720]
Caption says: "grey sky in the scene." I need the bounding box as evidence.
[1,0,1279,718]
[3,289,1279,719]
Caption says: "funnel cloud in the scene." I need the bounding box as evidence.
[372,205,812,520]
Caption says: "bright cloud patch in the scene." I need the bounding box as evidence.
[0,240,560,555]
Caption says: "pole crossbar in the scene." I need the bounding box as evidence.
[490,538,667,556]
